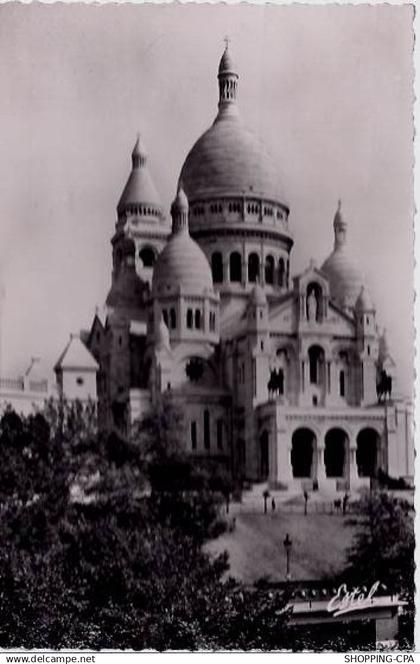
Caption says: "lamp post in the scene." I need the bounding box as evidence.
[283,533,292,581]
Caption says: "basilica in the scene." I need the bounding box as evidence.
[78,45,413,490]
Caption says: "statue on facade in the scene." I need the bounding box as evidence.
[267,369,284,397]
[307,289,318,322]
[376,369,392,403]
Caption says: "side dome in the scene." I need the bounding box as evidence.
[152,189,213,297]
[321,201,365,310]
[152,234,213,296]
[355,286,374,313]
[117,136,162,217]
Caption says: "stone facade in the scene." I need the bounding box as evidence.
[85,45,413,489]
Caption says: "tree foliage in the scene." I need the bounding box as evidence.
[0,399,291,650]
[343,490,414,648]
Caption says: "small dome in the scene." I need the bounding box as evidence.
[321,247,364,309]
[250,284,267,306]
[321,202,364,310]
[171,186,189,215]
[156,316,170,349]
[355,286,374,312]
[117,136,162,215]
[218,46,236,75]
[152,233,213,296]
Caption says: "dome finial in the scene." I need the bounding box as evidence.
[132,134,147,169]
[333,198,347,249]
[171,185,189,234]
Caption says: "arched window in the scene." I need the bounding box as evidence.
[170,308,176,330]
[306,282,323,322]
[209,311,216,332]
[211,252,223,283]
[264,255,274,285]
[186,309,193,329]
[248,253,260,283]
[139,246,156,268]
[190,421,197,450]
[204,410,210,450]
[278,258,285,287]
[339,370,345,397]
[230,252,242,283]
[308,345,324,385]
[195,309,201,329]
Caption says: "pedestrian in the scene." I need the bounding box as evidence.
[271,497,276,512]
[303,489,309,515]
[343,492,349,515]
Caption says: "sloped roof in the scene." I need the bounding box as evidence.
[54,335,99,372]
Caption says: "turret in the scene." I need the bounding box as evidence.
[113,135,169,286]
[217,40,239,118]
[355,286,376,353]
[333,199,347,249]
[247,284,268,334]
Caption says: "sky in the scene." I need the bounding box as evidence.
[0,3,414,395]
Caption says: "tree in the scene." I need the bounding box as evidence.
[343,491,414,648]
[0,399,292,650]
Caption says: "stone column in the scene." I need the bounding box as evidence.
[275,413,294,486]
[316,444,326,481]
[223,254,229,285]
[349,444,359,480]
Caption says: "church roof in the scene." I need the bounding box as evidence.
[117,136,162,215]
[321,202,365,309]
[355,286,375,312]
[54,335,99,372]
[218,45,236,75]
[152,189,213,296]
[179,116,284,205]
[178,46,286,208]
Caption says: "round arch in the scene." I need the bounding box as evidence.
[291,428,316,478]
[356,428,380,478]
[139,245,157,268]
[308,344,325,385]
[324,428,349,478]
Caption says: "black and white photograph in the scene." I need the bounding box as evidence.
[0,2,415,653]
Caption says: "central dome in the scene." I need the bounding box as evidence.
[179,116,284,203]
[178,45,285,207]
